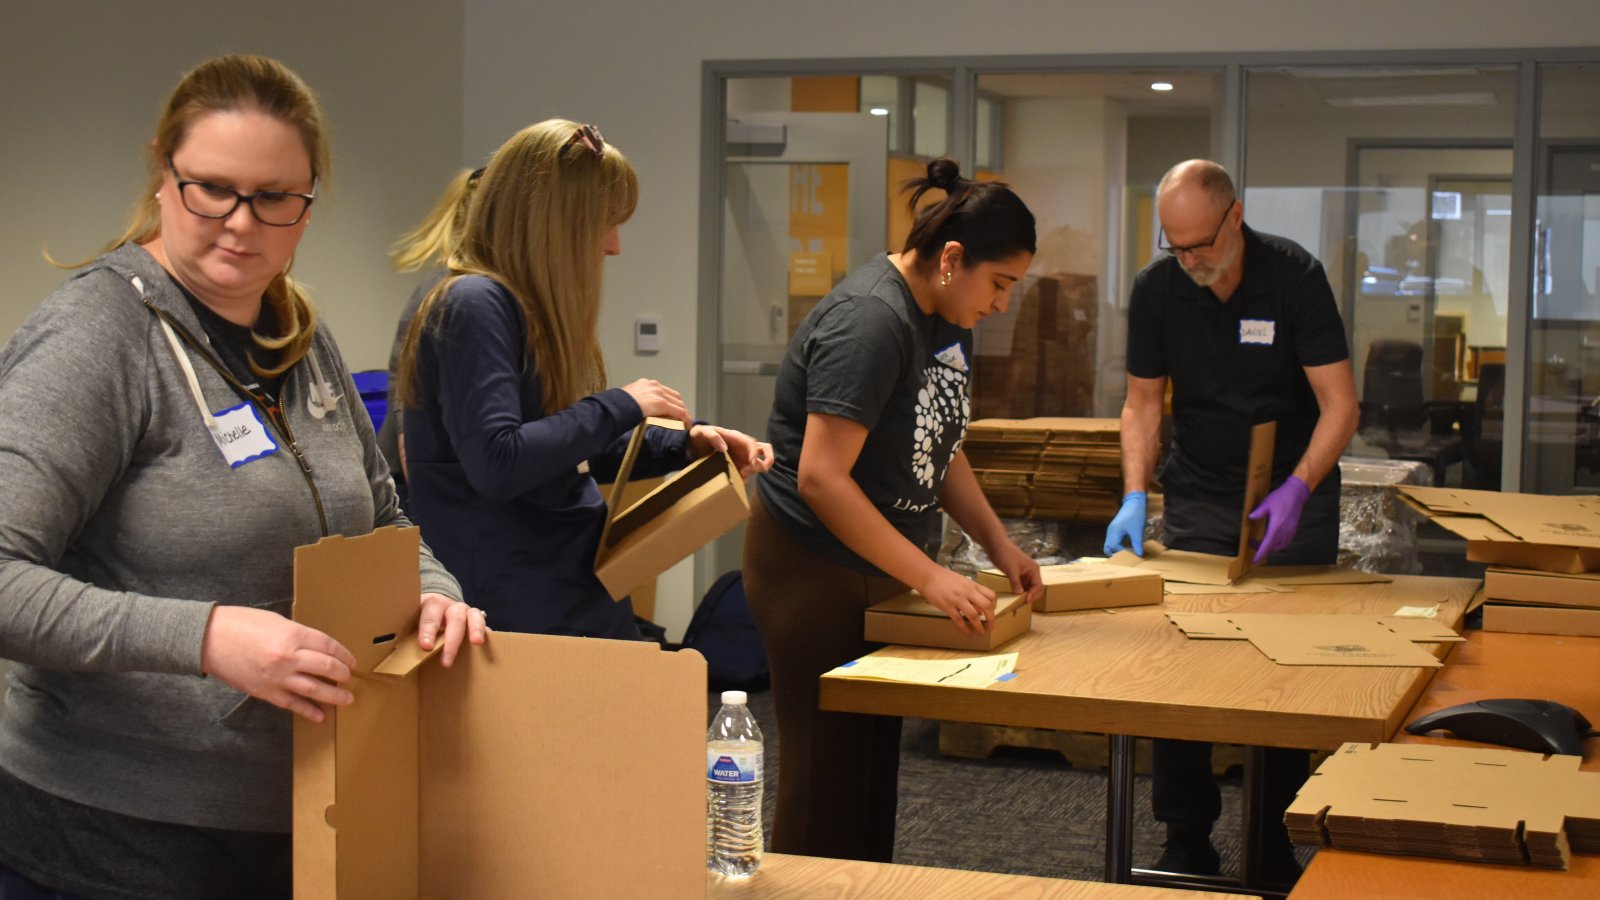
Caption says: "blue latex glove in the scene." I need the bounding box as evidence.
[1103,491,1148,557]
[1248,476,1310,564]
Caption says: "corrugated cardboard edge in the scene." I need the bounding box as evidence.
[865,591,1031,651]
[1483,603,1600,637]
[293,526,430,900]
[978,566,1162,611]
[1286,741,1598,867]
[594,449,748,599]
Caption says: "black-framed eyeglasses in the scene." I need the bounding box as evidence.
[1159,198,1236,257]
[562,124,606,159]
[166,156,317,227]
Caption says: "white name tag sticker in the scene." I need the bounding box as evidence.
[209,402,279,468]
[1240,319,1276,345]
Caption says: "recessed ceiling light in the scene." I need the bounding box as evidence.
[869,107,890,116]
[1151,82,1174,92]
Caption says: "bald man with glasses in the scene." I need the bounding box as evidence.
[1105,160,1359,885]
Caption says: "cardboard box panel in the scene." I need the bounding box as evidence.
[595,417,750,599]
[1483,603,1600,637]
[1286,741,1600,868]
[977,563,1162,612]
[294,527,707,900]
[865,590,1030,651]
[418,635,705,900]
[1399,486,1600,573]
[1484,566,1600,608]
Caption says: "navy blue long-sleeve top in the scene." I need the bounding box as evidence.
[404,275,691,639]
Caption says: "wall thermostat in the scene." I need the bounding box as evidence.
[635,317,661,354]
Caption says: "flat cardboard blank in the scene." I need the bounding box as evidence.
[1287,741,1600,868]
[1165,612,1456,667]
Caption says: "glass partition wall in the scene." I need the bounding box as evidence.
[700,52,1600,589]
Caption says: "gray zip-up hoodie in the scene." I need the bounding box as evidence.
[0,244,461,833]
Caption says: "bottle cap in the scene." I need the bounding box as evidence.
[721,690,747,706]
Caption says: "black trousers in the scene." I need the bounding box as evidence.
[1153,488,1338,851]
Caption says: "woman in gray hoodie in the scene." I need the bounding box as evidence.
[0,55,478,900]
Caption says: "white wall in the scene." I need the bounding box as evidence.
[0,0,464,371]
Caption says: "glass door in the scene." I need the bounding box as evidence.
[713,110,888,577]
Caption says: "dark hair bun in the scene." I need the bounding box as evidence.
[926,157,963,192]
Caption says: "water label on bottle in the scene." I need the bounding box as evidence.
[707,749,763,784]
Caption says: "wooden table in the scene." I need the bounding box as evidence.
[819,575,1479,892]
[707,852,1254,898]
[1289,629,1600,900]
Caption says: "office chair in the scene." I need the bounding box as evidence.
[1463,362,1504,490]
[1358,339,1466,486]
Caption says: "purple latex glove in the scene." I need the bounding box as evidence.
[1247,476,1310,564]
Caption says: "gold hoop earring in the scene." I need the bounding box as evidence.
[940,271,953,286]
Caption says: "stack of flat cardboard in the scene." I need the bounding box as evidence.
[1398,486,1600,637]
[1482,568,1600,637]
[1286,742,1600,868]
[962,417,1124,521]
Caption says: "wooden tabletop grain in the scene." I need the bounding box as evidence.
[707,853,1253,899]
[1290,629,1600,900]
[820,575,1480,750]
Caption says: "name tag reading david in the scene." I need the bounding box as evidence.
[209,402,279,468]
[1240,319,1276,345]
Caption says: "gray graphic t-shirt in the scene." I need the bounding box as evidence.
[758,255,972,575]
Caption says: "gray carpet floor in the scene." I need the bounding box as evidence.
[706,687,1315,884]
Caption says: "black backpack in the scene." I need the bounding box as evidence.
[680,571,769,691]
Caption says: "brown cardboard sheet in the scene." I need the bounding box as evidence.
[1165,612,1457,667]
[1483,602,1600,637]
[865,589,1031,651]
[595,417,749,599]
[1484,566,1600,610]
[294,526,706,900]
[1398,486,1600,573]
[976,561,1161,611]
[1107,421,1276,585]
[1286,741,1600,868]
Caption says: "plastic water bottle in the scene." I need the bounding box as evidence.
[707,690,764,876]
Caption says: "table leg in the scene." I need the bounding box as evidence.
[1104,733,1136,883]
[1241,744,1266,889]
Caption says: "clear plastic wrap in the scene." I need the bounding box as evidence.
[1337,457,1429,575]
[938,516,1067,575]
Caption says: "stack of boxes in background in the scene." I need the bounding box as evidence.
[962,417,1128,522]
[1483,567,1600,638]
[970,272,1097,421]
[1396,486,1600,637]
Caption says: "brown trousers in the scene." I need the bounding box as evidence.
[742,493,907,862]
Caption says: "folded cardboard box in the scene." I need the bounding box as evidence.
[1398,486,1600,574]
[977,562,1161,612]
[294,526,706,900]
[1483,602,1600,638]
[1483,566,1600,609]
[595,417,749,599]
[865,589,1031,651]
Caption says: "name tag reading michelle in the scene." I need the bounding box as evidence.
[209,402,279,468]
[1240,319,1276,345]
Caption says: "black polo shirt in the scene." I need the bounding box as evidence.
[1126,225,1349,505]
